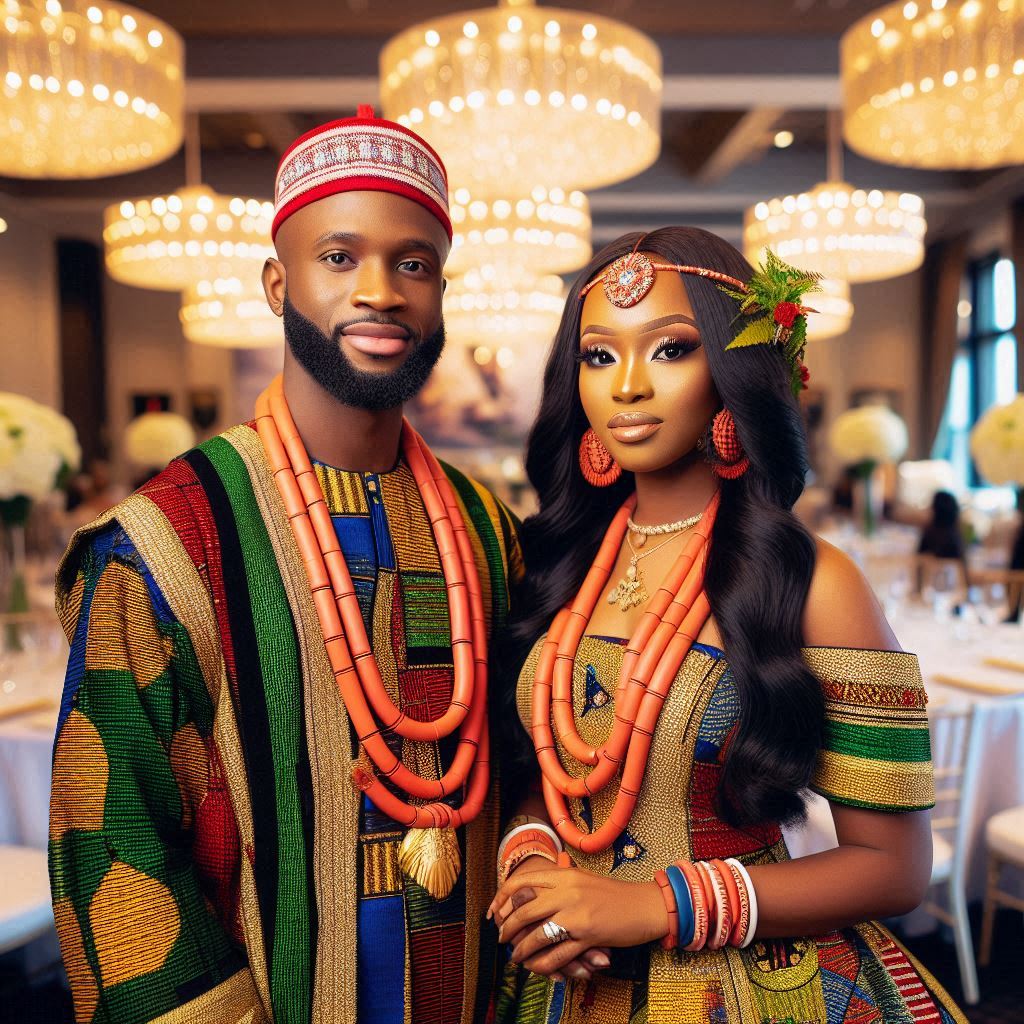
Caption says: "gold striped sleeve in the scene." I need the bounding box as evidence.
[804,647,935,812]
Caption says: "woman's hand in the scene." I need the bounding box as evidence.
[497,856,613,982]
[488,864,668,977]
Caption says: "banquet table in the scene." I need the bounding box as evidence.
[0,646,63,851]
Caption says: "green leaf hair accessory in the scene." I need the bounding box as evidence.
[721,250,822,398]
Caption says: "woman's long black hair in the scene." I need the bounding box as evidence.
[503,226,823,827]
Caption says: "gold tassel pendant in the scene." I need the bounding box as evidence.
[397,826,462,901]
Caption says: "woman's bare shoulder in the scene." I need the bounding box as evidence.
[802,536,901,652]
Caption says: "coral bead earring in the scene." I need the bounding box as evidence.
[710,409,749,480]
[579,428,622,487]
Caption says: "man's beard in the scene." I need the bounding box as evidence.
[283,296,445,412]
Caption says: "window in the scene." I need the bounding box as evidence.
[933,255,1018,497]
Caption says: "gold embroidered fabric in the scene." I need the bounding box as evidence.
[804,646,936,812]
[500,640,960,1024]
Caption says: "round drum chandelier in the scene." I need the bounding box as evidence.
[447,186,591,276]
[104,187,275,291]
[0,0,183,178]
[842,0,1024,170]
[179,276,283,348]
[380,0,662,195]
[805,277,854,340]
[443,266,565,363]
[744,181,926,283]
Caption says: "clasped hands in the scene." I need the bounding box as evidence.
[486,857,669,983]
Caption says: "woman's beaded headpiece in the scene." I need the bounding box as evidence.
[580,241,820,397]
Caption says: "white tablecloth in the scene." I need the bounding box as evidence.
[0,639,64,850]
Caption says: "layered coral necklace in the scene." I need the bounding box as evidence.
[533,491,719,853]
[255,374,487,899]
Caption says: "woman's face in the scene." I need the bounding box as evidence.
[578,257,720,476]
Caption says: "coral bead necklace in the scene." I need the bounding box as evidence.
[255,373,488,898]
[533,491,719,853]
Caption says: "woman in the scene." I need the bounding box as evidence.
[918,490,965,560]
[489,228,965,1023]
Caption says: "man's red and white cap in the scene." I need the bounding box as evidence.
[272,105,452,242]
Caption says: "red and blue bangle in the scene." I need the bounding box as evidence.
[665,864,695,950]
[654,870,680,950]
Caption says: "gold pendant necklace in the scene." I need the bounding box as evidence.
[607,532,684,612]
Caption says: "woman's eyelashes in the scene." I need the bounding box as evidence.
[576,337,699,367]
[576,345,615,367]
[652,337,700,361]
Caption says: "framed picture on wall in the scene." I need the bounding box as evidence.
[189,388,220,431]
[850,387,903,416]
[130,392,170,417]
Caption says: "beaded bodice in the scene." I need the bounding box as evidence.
[516,635,789,881]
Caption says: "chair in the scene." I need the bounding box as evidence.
[0,844,53,955]
[978,804,1024,967]
[915,554,969,605]
[918,704,982,1005]
[968,566,1024,620]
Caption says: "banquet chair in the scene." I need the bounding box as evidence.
[1003,569,1024,621]
[969,567,1024,615]
[919,704,982,1004]
[978,803,1024,967]
[914,555,969,604]
[0,844,53,955]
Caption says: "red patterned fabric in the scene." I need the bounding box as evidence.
[142,458,241,703]
[878,938,943,1022]
[140,458,244,937]
[194,741,243,942]
[398,667,457,724]
[688,760,782,860]
[409,924,465,1023]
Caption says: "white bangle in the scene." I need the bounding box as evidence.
[497,821,563,867]
[725,858,758,948]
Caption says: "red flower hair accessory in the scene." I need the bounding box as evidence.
[773,302,800,328]
[718,251,821,398]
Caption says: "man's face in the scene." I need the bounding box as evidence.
[264,190,450,411]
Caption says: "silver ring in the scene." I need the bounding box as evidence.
[542,919,570,945]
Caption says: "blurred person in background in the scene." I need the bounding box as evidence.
[917,490,965,561]
[1008,515,1024,622]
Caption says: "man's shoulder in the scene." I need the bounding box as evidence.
[437,459,521,534]
[56,426,255,595]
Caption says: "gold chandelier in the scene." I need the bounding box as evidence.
[380,0,662,195]
[104,186,275,290]
[744,181,926,283]
[447,186,591,276]
[842,0,1024,170]
[443,266,564,368]
[744,113,926,283]
[805,278,854,340]
[179,277,283,348]
[0,1,183,178]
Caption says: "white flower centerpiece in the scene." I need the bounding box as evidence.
[970,395,1024,488]
[0,392,81,615]
[830,404,908,535]
[124,412,196,471]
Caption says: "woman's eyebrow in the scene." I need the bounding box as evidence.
[581,314,699,335]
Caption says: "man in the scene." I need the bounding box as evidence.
[49,107,521,1024]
